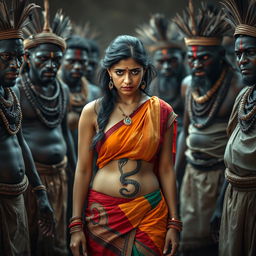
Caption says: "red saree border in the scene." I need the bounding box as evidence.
[95,97,152,153]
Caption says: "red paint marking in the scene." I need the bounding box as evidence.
[191,46,198,58]
[239,38,244,51]
[75,49,82,59]
[161,49,168,55]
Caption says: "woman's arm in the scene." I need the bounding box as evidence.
[158,124,178,219]
[70,101,97,256]
[158,124,180,256]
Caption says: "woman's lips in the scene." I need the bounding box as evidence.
[121,86,133,91]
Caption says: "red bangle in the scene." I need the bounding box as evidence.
[68,221,83,229]
[168,224,182,232]
[69,216,82,223]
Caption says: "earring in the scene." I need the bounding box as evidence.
[140,80,146,90]
[109,78,114,90]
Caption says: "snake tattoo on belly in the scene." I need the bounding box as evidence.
[118,158,141,198]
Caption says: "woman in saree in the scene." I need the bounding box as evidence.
[69,35,181,256]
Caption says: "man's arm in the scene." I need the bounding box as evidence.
[62,85,77,172]
[175,76,191,192]
[17,128,55,237]
[210,179,228,242]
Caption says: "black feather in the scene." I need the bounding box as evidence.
[173,0,230,38]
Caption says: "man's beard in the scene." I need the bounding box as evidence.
[191,75,212,93]
[158,75,180,92]
[242,75,256,87]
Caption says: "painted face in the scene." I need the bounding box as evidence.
[86,51,99,82]
[153,48,183,77]
[187,45,223,82]
[235,36,256,86]
[0,39,24,87]
[27,43,63,85]
[108,57,145,96]
[61,48,88,86]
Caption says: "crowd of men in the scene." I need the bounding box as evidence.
[0,0,255,255]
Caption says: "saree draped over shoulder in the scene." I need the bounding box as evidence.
[96,96,177,170]
[87,96,177,256]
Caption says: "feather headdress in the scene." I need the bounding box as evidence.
[23,0,71,51]
[136,13,184,52]
[173,0,230,46]
[221,0,256,38]
[71,22,99,40]
[0,0,39,40]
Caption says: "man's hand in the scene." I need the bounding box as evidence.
[36,190,55,238]
[210,208,221,243]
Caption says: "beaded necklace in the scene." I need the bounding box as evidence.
[188,67,231,129]
[21,73,67,128]
[238,85,256,132]
[0,87,22,135]
[191,68,227,104]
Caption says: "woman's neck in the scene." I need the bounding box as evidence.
[117,91,142,105]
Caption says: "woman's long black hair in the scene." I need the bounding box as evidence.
[92,35,156,147]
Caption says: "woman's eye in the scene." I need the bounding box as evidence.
[116,71,123,75]
[131,70,139,75]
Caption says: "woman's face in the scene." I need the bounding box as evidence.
[108,57,145,96]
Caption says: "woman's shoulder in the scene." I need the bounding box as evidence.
[151,96,174,113]
[80,98,101,123]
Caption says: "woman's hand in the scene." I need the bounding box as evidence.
[70,231,87,256]
[163,228,179,255]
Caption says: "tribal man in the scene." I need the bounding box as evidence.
[0,0,54,255]
[218,0,256,255]
[173,1,242,255]
[136,13,187,134]
[59,35,90,152]
[71,23,102,103]
[17,1,76,255]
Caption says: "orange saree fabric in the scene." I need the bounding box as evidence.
[96,96,177,169]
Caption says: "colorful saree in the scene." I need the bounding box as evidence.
[85,189,168,256]
[96,96,177,170]
[87,96,177,255]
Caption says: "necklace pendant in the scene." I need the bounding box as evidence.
[123,116,132,125]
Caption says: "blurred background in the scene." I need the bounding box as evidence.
[35,0,217,53]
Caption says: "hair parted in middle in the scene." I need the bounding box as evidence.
[173,0,231,46]
[91,35,156,147]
